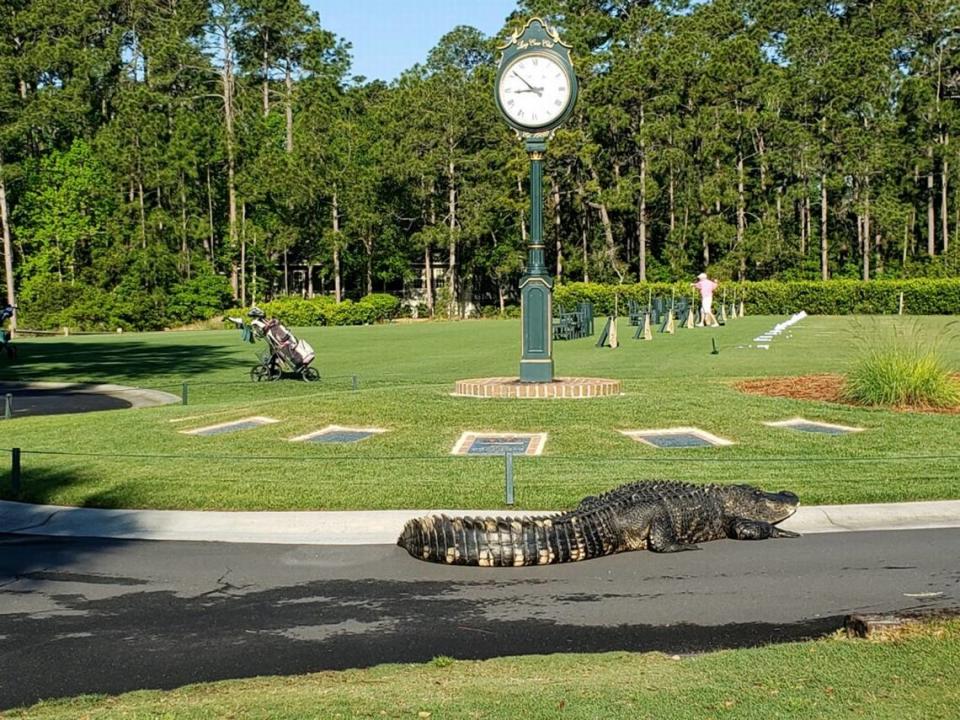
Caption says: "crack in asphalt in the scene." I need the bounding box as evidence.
[819,509,850,531]
[6,510,62,534]
[196,567,254,598]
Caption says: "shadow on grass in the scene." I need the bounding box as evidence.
[0,336,247,384]
[0,464,140,509]
[0,465,155,541]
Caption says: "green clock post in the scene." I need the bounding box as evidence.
[494,18,578,383]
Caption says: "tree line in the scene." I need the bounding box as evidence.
[1,0,958,329]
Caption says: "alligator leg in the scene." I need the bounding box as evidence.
[648,514,700,553]
[726,518,801,540]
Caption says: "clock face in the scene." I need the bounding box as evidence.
[497,53,572,129]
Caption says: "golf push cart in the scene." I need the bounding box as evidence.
[228,307,319,382]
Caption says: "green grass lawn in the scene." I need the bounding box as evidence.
[7,620,959,719]
[1,315,959,510]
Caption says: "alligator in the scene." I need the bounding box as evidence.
[397,481,800,566]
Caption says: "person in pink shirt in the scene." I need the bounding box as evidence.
[692,272,719,327]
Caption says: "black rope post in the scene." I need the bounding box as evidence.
[504,451,514,506]
[11,448,21,495]
[3,393,11,420]
[181,382,189,406]
[352,375,358,392]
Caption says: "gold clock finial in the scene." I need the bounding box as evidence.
[497,16,572,50]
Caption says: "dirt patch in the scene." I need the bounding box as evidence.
[734,374,960,414]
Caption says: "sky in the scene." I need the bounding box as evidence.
[307,0,519,82]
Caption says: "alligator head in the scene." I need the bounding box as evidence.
[718,484,800,524]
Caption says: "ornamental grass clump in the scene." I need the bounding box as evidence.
[843,323,960,409]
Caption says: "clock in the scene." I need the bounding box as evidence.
[494,18,577,135]
[496,52,573,131]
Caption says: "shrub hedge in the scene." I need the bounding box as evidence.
[226,293,400,327]
[17,273,233,331]
[554,279,960,316]
[17,278,957,332]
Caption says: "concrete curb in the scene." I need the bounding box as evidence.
[2,499,959,546]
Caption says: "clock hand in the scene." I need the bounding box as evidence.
[511,71,542,95]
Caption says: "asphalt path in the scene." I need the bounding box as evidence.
[0,387,132,417]
[2,529,959,710]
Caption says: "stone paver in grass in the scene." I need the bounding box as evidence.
[620,427,734,449]
[182,416,279,436]
[289,425,387,444]
[763,418,864,436]
[451,431,548,456]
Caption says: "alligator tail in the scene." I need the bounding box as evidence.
[397,512,620,566]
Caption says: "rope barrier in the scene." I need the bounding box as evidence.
[0,375,767,389]
[3,447,959,465]
[0,375,365,390]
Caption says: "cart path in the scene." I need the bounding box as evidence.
[2,528,959,709]
[0,382,179,418]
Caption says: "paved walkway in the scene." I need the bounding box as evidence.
[2,498,959,545]
[0,381,180,418]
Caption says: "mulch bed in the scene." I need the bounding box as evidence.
[734,374,960,415]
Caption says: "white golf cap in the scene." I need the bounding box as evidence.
[697,273,707,279]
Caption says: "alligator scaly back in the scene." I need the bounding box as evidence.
[575,480,712,510]
[397,508,628,567]
[397,481,801,566]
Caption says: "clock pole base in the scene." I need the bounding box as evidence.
[519,359,554,383]
[453,377,623,399]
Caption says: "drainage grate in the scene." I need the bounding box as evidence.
[182,416,279,436]
[467,436,532,455]
[289,426,386,444]
[620,427,733,449]
[641,433,713,448]
[764,418,863,436]
[451,431,547,456]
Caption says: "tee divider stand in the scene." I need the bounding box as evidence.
[596,317,619,348]
[633,311,653,341]
[664,311,676,334]
[595,317,612,347]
